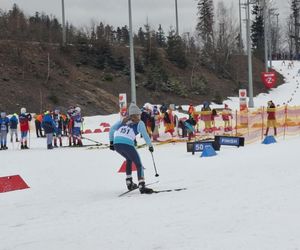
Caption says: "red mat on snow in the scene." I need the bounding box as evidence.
[0,175,30,193]
[118,161,137,173]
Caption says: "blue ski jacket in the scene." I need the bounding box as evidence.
[109,119,152,147]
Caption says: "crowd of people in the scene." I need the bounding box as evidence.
[138,102,234,142]
[0,106,83,150]
[0,100,277,151]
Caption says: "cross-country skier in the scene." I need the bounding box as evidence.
[72,107,83,146]
[19,107,32,149]
[109,103,154,194]
[53,108,64,147]
[0,112,10,150]
[42,111,56,149]
[9,113,19,143]
[67,106,75,146]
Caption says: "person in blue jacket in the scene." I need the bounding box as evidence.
[0,112,10,150]
[53,109,64,147]
[42,111,56,149]
[9,113,19,143]
[71,107,83,147]
[109,103,154,194]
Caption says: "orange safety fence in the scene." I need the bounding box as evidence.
[206,105,300,144]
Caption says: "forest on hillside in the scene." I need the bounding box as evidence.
[1,0,298,114]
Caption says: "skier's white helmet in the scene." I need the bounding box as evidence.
[75,107,81,113]
[21,107,26,114]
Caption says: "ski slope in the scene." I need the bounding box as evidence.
[224,60,300,109]
[1,61,300,250]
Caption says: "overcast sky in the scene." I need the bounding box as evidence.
[1,0,291,34]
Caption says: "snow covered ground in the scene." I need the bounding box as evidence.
[1,61,300,250]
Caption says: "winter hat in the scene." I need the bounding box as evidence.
[21,107,26,114]
[128,103,142,116]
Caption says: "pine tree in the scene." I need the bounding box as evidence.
[156,24,166,47]
[7,4,27,40]
[166,29,187,69]
[137,27,145,46]
[196,0,214,63]
[251,2,264,61]
[116,27,122,44]
[121,25,129,44]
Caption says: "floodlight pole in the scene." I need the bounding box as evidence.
[61,0,66,47]
[128,0,137,104]
[268,9,272,69]
[239,0,243,52]
[175,0,179,35]
[246,0,254,108]
[263,0,269,72]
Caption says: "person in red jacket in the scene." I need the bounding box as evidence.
[19,107,32,149]
[265,100,277,136]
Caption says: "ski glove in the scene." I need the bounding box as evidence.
[149,146,154,152]
[109,141,115,151]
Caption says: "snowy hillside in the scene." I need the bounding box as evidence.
[1,61,300,250]
[223,60,300,110]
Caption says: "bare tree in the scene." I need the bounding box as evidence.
[214,1,239,74]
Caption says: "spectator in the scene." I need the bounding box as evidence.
[265,100,277,136]
[9,113,19,143]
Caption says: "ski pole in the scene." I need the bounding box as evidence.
[150,152,159,177]
[81,135,107,145]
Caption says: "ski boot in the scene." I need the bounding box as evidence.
[126,177,138,191]
[77,140,83,147]
[138,181,153,194]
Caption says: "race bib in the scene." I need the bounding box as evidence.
[1,124,6,131]
[74,121,81,128]
[114,125,136,141]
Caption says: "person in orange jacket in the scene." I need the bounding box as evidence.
[35,113,44,137]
